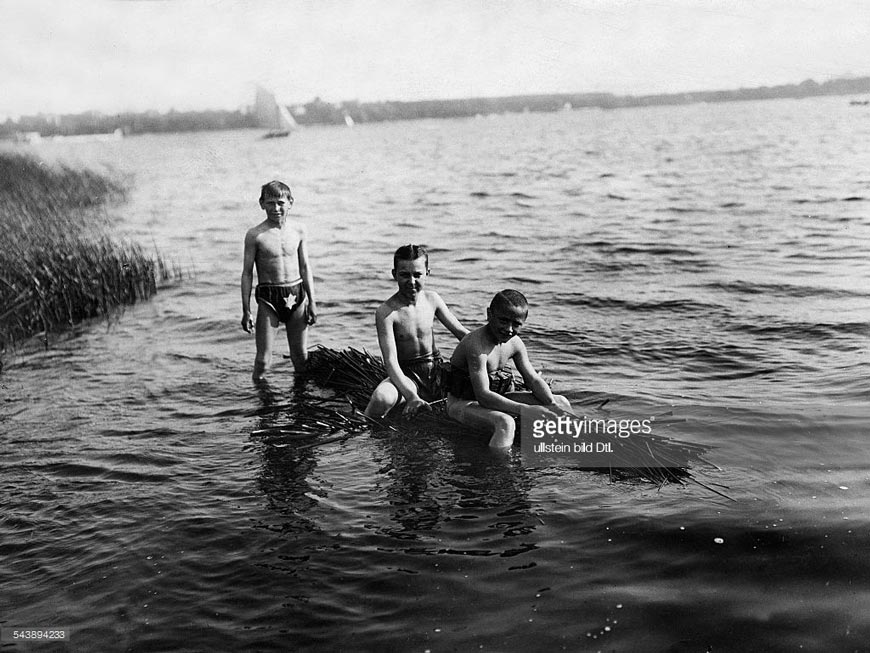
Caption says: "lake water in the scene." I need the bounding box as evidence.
[2,96,870,651]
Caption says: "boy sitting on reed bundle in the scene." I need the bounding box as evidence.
[364,244,468,418]
[446,290,571,448]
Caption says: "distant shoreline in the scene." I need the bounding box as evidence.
[4,76,869,138]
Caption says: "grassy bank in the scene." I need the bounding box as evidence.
[0,151,176,359]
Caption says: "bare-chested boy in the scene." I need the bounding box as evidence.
[446,289,571,448]
[364,244,469,418]
[241,180,317,381]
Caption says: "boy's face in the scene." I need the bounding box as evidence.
[259,194,292,223]
[486,305,527,343]
[392,257,429,301]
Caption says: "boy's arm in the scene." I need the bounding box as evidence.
[376,311,427,415]
[512,340,560,407]
[432,292,469,340]
[297,227,317,325]
[467,352,532,416]
[241,230,257,332]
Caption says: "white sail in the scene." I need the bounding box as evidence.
[255,86,297,136]
[277,103,298,131]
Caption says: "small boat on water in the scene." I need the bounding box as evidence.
[255,86,298,138]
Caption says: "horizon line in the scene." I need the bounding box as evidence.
[6,73,870,120]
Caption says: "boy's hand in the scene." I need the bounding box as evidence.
[305,303,318,325]
[541,407,561,421]
[242,312,254,333]
[402,396,430,417]
[520,404,561,424]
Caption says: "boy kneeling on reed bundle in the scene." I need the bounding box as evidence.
[446,289,571,449]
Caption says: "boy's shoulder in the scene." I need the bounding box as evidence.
[464,328,523,354]
[461,325,489,350]
[376,293,404,317]
[246,219,272,237]
[421,289,443,305]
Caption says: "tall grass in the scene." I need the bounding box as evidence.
[0,151,177,356]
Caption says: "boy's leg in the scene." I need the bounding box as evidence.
[253,304,280,381]
[446,398,516,448]
[285,296,309,371]
[365,378,401,418]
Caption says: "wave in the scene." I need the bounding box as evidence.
[583,240,700,258]
[556,293,723,316]
[39,461,172,483]
[727,320,870,341]
[702,280,870,299]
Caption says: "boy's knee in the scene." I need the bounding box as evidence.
[492,413,515,435]
[365,382,398,418]
[553,394,571,411]
[365,396,394,419]
[488,415,515,448]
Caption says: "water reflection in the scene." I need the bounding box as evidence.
[369,423,538,554]
[249,380,324,536]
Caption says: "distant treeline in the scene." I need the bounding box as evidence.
[4,76,870,137]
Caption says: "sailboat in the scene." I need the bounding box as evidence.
[254,86,298,138]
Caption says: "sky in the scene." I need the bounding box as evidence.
[3,0,869,117]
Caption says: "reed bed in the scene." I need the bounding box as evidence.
[299,346,723,491]
[0,151,177,356]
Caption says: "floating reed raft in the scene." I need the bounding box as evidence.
[301,345,721,491]
[0,152,178,356]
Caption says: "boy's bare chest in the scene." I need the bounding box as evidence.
[486,342,513,370]
[392,304,435,339]
[259,229,299,257]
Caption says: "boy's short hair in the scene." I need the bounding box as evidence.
[393,244,429,270]
[490,289,528,314]
[260,180,294,202]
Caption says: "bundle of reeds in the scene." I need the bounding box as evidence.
[303,345,724,492]
[0,152,177,355]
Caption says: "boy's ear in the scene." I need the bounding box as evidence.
[391,269,397,280]
[258,198,265,209]
[486,307,491,320]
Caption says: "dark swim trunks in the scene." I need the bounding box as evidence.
[255,281,304,323]
[399,351,445,402]
[446,364,515,400]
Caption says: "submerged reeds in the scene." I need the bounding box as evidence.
[303,346,720,490]
[0,151,177,356]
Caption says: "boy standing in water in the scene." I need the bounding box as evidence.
[446,290,571,448]
[241,180,317,381]
[365,244,469,418]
